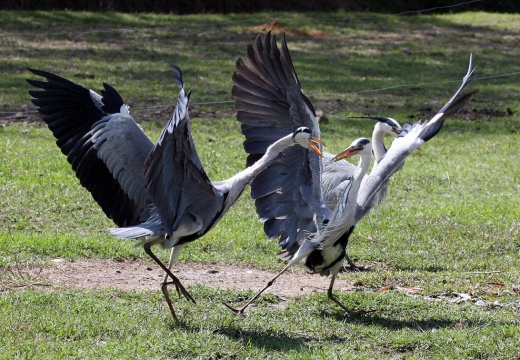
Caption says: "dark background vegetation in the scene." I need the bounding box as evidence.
[1,0,519,13]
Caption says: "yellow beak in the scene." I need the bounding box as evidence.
[309,136,326,157]
[331,146,357,162]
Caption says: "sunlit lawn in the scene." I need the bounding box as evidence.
[1,10,519,359]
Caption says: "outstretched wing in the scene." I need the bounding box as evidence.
[144,67,224,239]
[355,56,477,221]
[27,69,151,227]
[233,32,329,251]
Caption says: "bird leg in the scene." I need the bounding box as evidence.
[224,243,316,314]
[143,243,195,322]
[222,263,292,315]
[343,254,361,271]
[340,254,369,272]
[327,274,375,317]
[161,246,185,299]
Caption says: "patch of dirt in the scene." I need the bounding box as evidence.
[456,107,515,121]
[4,259,361,297]
[0,103,234,126]
[0,104,41,124]
[244,21,332,39]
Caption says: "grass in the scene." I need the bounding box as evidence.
[1,9,520,359]
[1,288,519,359]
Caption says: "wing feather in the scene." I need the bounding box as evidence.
[144,83,223,238]
[355,57,477,221]
[27,69,149,226]
[234,32,327,250]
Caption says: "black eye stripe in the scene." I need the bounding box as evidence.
[296,127,311,134]
[358,138,370,146]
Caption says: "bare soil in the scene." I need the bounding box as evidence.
[6,259,361,297]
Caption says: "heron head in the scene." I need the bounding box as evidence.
[293,127,326,157]
[374,117,402,137]
[350,116,402,137]
[331,138,371,162]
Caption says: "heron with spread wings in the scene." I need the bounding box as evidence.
[27,65,324,322]
[224,32,476,315]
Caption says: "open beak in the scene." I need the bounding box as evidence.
[309,136,326,157]
[331,146,357,162]
[392,128,402,135]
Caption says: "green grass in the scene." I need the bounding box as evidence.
[1,10,520,359]
[1,288,519,359]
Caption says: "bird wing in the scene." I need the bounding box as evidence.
[143,78,224,239]
[355,56,477,221]
[233,32,329,251]
[27,69,152,227]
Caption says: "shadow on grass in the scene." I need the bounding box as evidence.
[194,313,488,353]
[320,309,485,331]
[323,310,465,331]
[215,326,309,352]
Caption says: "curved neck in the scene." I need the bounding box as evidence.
[224,133,295,202]
[318,148,372,248]
[334,148,372,219]
[372,127,387,163]
[351,150,372,200]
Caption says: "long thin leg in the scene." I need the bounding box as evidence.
[327,274,375,317]
[143,243,195,322]
[224,243,316,315]
[222,262,293,315]
[162,245,185,298]
[144,243,194,302]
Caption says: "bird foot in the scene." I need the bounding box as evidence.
[221,302,246,315]
[339,264,371,272]
[162,281,196,304]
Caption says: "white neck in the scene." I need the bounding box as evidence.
[224,133,296,204]
[348,148,372,210]
[317,145,372,247]
[372,126,387,163]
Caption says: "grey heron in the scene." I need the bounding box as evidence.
[224,32,476,315]
[323,116,402,214]
[226,136,374,316]
[323,116,402,270]
[27,66,324,321]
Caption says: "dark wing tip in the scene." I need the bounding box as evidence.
[170,64,183,87]
[101,82,125,114]
[27,67,47,77]
[441,89,479,119]
[419,90,478,142]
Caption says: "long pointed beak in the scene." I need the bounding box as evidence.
[331,146,357,162]
[309,136,325,157]
[349,116,391,122]
[393,128,402,135]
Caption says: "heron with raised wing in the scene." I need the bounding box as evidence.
[323,116,402,270]
[323,116,402,214]
[224,32,476,315]
[27,66,324,322]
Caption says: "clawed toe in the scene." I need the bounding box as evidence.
[221,302,246,315]
[162,281,196,304]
